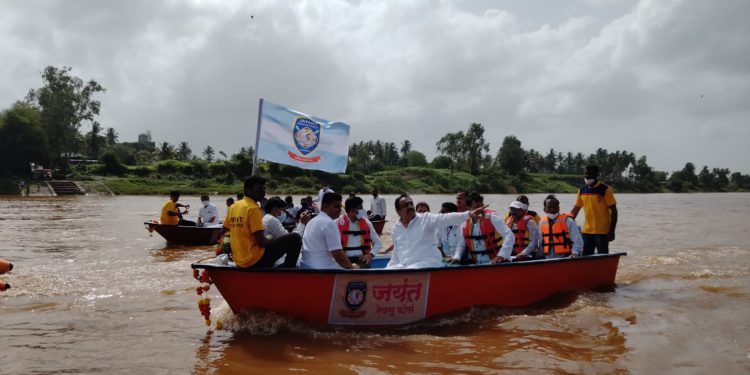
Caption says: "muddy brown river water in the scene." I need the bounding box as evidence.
[0,193,748,374]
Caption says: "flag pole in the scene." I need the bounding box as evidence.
[251,98,264,176]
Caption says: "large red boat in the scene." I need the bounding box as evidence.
[145,222,223,246]
[191,253,625,326]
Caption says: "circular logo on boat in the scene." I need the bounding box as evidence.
[345,281,367,311]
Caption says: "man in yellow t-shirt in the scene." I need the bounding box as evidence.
[160,191,194,226]
[223,176,301,268]
[570,165,618,255]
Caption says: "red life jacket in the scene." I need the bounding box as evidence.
[462,210,502,262]
[337,215,372,255]
[539,213,574,256]
[505,214,533,256]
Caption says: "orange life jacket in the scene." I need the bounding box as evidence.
[337,215,372,255]
[462,211,503,262]
[539,213,574,256]
[505,214,533,256]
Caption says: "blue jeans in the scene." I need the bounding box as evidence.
[582,234,609,255]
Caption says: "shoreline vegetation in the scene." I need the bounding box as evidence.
[2,65,749,196]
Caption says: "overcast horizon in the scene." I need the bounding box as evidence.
[1,0,749,173]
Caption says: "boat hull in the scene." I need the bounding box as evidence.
[145,222,222,246]
[192,253,625,326]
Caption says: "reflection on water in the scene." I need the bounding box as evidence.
[1,194,749,374]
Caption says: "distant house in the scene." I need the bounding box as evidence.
[138,131,156,148]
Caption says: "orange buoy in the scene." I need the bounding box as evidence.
[0,280,9,291]
[0,259,12,275]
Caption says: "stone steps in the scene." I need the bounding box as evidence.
[48,180,85,195]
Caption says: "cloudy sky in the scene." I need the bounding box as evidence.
[1,0,748,173]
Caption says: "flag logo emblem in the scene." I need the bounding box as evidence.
[292,118,320,156]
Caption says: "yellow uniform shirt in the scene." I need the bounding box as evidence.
[223,197,265,268]
[575,182,617,234]
[160,199,179,225]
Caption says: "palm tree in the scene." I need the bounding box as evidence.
[177,141,192,161]
[202,145,215,162]
[157,142,175,160]
[105,127,118,147]
[88,122,104,159]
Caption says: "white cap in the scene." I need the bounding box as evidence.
[509,201,528,211]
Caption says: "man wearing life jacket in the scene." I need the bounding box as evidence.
[504,195,542,225]
[452,192,514,265]
[539,195,582,259]
[337,196,382,268]
[506,200,540,261]
[570,165,618,255]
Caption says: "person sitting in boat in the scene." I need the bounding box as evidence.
[225,197,234,208]
[538,194,582,259]
[283,196,301,228]
[504,195,542,224]
[300,192,358,270]
[436,202,461,260]
[387,194,486,269]
[368,188,386,221]
[223,176,300,268]
[197,195,219,227]
[161,191,195,226]
[337,196,382,268]
[415,202,430,213]
[263,197,309,238]
[451,192,514,265]
[505,200,540,261]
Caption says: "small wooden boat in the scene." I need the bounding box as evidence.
[191,253,625,326]
[370,220,387,235]
[145,222,222,246]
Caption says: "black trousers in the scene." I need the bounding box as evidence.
[251,233,302,268]
[582,233,609,255]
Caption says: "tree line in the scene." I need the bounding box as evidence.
[1,65,748,193]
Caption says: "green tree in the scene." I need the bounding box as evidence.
[105,127,118,147]
[177,141,192,161]
[203,145,215,162]
[157,142,175,160]
[496,135,524,176]
[463,123,489,175]
[87,122,105,159]
[436,131,464,175]
[0,102,51,176]
[25,66,105,168]
[404,150,427,167]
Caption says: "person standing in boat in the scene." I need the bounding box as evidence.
[197,195,219,227]
[451,192,514,265]
[436,202,461,260]
[337,196,382,268]
[540,195,582,259]
[505,200,540,261]
[456,191,469,212]
[387,194,486,269]
[570,165,618,255]
[504,195,541,224]
[223,176,301,268]
[315,180,334,213]
[368,188,386,221]
[160,191,195,226]
[300,192,358,269]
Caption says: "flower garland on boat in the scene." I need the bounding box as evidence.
[192,269,222,330]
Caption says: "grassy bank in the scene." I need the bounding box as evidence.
[77,168,592,195]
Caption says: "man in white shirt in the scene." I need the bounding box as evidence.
[283,196,301,228]
[197,195,219,227]
[387,194,486,269]
[452,192,515,265]
[315,180,334,213]
[258,197,305,262]
[338,196,382,268]
[369,188,386,221]
[300,192,358,269]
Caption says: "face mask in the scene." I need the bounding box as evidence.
[202,201,209,207]
[547,213,559,220]
[277,212,287,223]
[584,178,595,185]
[356,209,367,220]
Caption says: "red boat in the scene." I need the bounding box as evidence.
[145,222,223,246]
[191,253,625,326]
